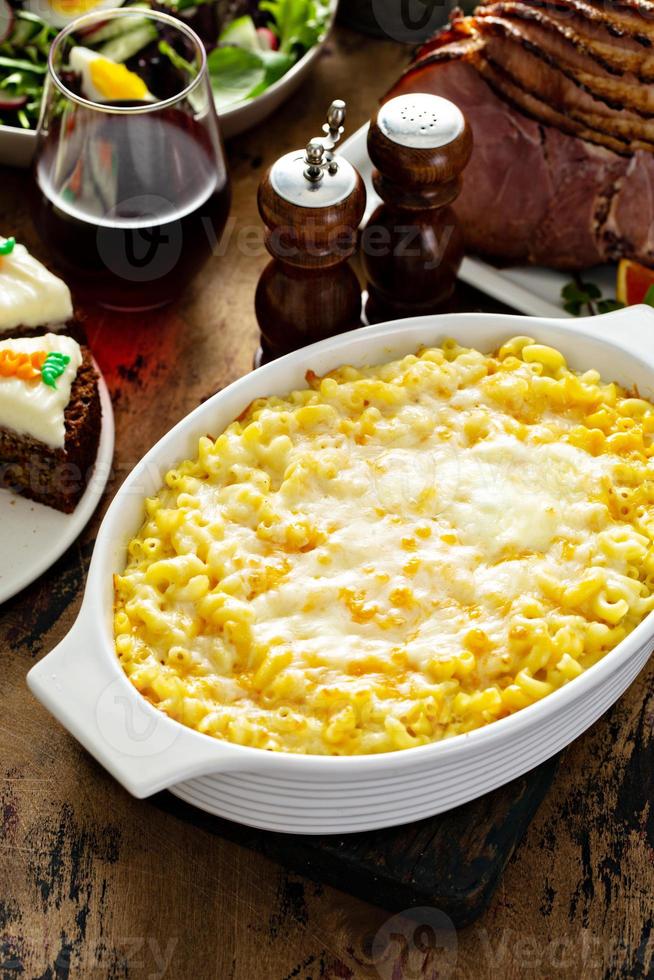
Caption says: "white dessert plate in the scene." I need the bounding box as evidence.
[0,0,338,167]
[0,363,114,604]
[338,123,617,319]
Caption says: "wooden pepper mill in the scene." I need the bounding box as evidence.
[362,93,473,324]
[255,101,366,364]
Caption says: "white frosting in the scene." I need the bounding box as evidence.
[0,240,73,332]
[0,334,82,449]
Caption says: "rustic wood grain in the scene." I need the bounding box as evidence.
[1,23,653,980]
[152,755,559,931]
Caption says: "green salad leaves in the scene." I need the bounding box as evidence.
[260,0,330,53]
[210,0,330,109]
[0,0,331,130]
[0,10,57,129]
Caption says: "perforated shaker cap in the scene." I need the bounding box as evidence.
[377,93,465,149]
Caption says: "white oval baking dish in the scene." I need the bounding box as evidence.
[27,306,654,834]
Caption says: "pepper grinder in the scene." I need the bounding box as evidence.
[254,101,366,364]
[362,93,473,324]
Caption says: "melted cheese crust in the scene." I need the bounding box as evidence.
[114,337,654,754]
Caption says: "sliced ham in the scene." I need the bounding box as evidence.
[389,2,654,269]
[477,15,654,116]
[473,53,634,153]
[531,125,626,267]
[501,0,654,46]
[388,48,626,267]
[603,151,654,262]
[478,21,654,147]
[477,1,654,80]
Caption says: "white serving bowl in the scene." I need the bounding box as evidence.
[27,307,654,834]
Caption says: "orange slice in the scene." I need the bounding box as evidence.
[617,259,654,306]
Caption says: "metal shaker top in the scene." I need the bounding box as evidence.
[377,93,465,150]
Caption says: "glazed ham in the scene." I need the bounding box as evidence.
[387,2,654,268]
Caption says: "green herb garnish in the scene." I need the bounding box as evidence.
[561,278,624,316]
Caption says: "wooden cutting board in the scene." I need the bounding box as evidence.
[154,756,559,927]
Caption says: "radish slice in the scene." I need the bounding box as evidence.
[0,0,14,45]
[0,93,28,110]
[256,27,279,51]
[77,18,109,38]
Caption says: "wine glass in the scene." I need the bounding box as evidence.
[33,8,231,312]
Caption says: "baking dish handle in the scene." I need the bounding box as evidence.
[573,303,654,354]
[26,612,244,798]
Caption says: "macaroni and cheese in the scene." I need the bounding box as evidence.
[114,338,654,754]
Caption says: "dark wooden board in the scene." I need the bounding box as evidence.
[153,757,559,928]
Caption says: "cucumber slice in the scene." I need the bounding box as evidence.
[83,5,148,47]
[7,18,36,49]
[218,16,262,53]
[98,22,157,63]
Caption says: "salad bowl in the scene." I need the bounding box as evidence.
[0,0,338,166]
[27,306,654,834]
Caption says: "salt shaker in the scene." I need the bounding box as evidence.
[362,93,472,323]
[254,101,366,364]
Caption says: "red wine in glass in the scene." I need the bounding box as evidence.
[33,11,231,312]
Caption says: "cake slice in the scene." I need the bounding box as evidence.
[0,236,84,341]
[0,334,101,513]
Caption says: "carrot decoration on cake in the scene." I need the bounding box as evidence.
[0,348,71,388]
[0,237,16,257]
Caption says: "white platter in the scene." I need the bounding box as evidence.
[26,306,654,834]
[339,123,618,319]
[0,0,338,166]
[0,363,114,604]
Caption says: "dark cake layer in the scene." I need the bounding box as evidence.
[0,348,102,513]
[2,313,87,344]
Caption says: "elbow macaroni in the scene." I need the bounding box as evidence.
[114,337,654,754]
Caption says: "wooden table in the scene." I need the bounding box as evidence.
[1,25,653,980]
